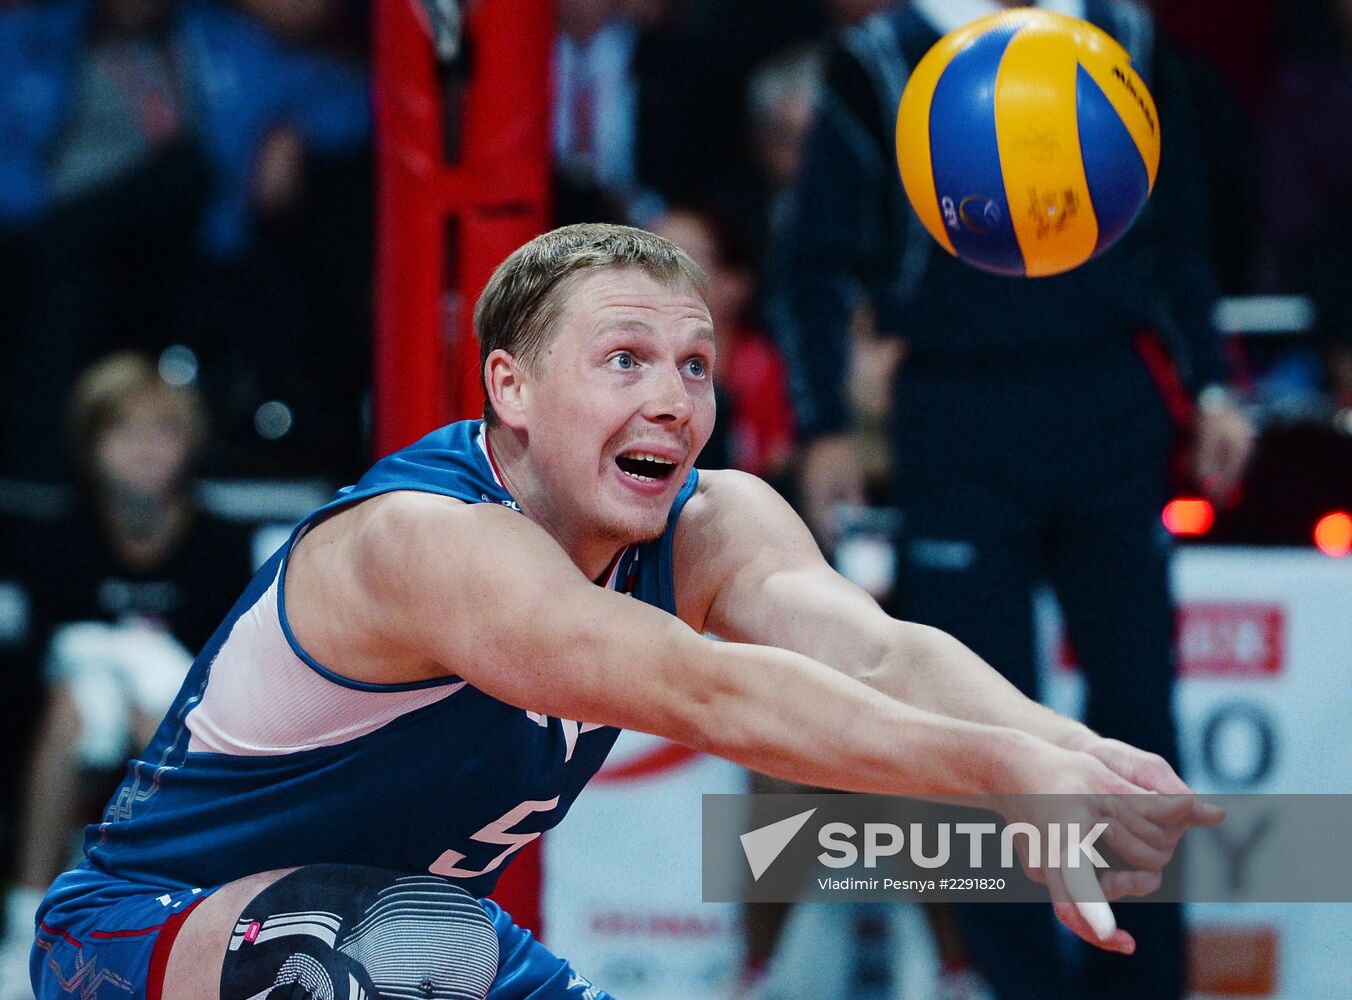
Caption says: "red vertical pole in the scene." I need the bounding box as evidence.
[373,0,450,457]
[374,0,552,457]
[372,0,553,935]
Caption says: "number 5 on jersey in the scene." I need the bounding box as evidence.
[430,797,561,878]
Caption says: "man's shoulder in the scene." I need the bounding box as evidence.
[680,468,774,526]
[337,488,488,541]
[674,468,827,631]
[673,470,771,629]
[676,468,797,565]
[298,489,495,576]
[283,490,530,681]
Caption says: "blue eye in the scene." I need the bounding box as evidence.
[685,357,709,379]
[611,352,635,370]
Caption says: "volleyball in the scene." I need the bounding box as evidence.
[895,9,1160,278]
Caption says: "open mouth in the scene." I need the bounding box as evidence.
[615,450,679,483]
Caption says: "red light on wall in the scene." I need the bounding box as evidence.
[1163,498,1215,536]
[1314,512,1352,557]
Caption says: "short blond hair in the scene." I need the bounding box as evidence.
[473,223,708,422]
[67,352,207,475]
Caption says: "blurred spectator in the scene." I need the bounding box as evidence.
[748,47,822,199]
[0,0,371,483]
[649,206,795,482]
[1141,3,1265,294]
[746,45,823,266]
[633,0,840,247]
[0,0,208,483]
[767,2,1254,998]
[1256,0,1352,290]
[0,354,253,995]
[552,0,642,224]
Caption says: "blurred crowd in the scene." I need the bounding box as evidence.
[0,0,1350,997]
[0,0,373,487]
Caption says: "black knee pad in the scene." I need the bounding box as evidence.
[220,866,498,1000]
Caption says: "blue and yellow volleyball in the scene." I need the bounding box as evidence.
[895,9,1160,278]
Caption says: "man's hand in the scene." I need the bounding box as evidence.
[1081,740,1233,837]
[1193,388,1256,504]
[1084,738,1192,793]
[997,739,1224,954]
[796,433,864,546]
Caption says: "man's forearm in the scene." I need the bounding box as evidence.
[859,622,1097,752]
[684,638,1049,799]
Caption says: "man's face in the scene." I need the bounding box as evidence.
[516,267,716,547]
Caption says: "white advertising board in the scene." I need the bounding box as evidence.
[542,730,747,998]
[1041,547,1352,999]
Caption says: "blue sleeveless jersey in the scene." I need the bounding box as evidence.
[72,420,699,899]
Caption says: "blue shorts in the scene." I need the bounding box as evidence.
[32,866,612,1000]
[33,867,213,1000]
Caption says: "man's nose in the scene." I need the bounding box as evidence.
[643,364,693,424]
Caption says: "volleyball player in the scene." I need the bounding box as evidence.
[31,225,1216,1000]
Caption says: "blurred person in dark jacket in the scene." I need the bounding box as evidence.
[1257,73,1352,308]
[767,2,1254,997]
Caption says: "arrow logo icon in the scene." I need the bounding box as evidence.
[740,808,817,881]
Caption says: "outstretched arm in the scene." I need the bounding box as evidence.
[674,471,1219,950]
[286,488,1207,953]
[677,470,1096,749]
[287,490,1057,800]
[678,470,1210,797]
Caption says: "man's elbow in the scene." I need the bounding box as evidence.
[857,621,951,693]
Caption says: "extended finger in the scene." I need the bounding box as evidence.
[1053,901,1136,954]
[1104,795,1180,852]
[1048,865,1133,955]
[1124,792,1227,839]
[1190,799,1227,826]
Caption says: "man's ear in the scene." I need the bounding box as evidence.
[485,349,530,430]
